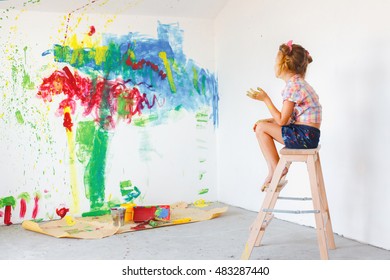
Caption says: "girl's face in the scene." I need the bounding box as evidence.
[274,51,283,78]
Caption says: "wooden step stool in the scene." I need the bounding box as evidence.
[241,146,336,260]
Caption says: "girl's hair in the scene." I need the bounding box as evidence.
[278,42,312,77]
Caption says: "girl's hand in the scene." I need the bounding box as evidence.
[246,87,269,101]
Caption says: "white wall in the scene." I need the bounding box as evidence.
[0,9,218,224]
[215,0,390,250]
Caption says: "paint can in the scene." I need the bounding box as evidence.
[120,203,136,222]
[110,207,125,226]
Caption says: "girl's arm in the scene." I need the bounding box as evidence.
[247,87,294,126]
[264,97,294,126]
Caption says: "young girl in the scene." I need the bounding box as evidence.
[247,40,322,190]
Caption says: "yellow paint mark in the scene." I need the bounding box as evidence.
[159,51,176,93]
[65,215,76,226]
[173,218,192,224]
[128,49,136,61]
[64,106,80,214]
[95,46,108,65]
[194,199,210,208]
[0,113,4,119]
[241,243,250,260]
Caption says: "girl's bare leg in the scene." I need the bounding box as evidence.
[254,121,287,186]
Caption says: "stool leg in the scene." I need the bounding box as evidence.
[241,157,288,260]
[307,155,329,260]
[316,154,336,249]
[254,168,289,247]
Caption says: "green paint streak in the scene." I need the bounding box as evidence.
[11,63,18,85]
[76,121,96,145]
[22,74,35,90]
[133,114,159,127]
[76,121,96,164]
[103,42,122,75]
[84,128,109,211]
[22,46,35,90]
[201,75,206,95]
[81,209,110,217]
[17,192,31,202]
[196,111,209,124]
[199,172,207,180]
[117,95,130,117]
[0,196,16,208]
[198,188,209,195]
[15,110,25,124]
[139,130,153,162]
[77,81,114,216]
[120,180,133,195]
[53,45,72,63]
[192,67,200,93]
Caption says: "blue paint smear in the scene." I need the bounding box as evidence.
[49,22,219,126]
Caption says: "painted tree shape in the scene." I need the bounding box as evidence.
[17,192,31,218]
[36,23,218,216]
[0,196,16,225]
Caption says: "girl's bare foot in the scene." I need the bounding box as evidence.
[261,167,289,192]
[280,167,289,180]
[261,175,272,192]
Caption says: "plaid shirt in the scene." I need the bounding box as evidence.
[281,75,322,124]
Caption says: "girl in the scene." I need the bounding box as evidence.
[247,40,322,191]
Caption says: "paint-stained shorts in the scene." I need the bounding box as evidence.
[281,124,320,149]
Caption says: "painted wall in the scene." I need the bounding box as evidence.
[215,0,390,250]
[0,4,218,224]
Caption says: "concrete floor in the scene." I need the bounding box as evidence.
[0,202,389,260]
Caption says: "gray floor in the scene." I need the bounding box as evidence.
[0,202,389,260]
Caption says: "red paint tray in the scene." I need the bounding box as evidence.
[133,205,170,222]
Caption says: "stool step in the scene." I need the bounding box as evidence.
[262,208,320,214]
[262,180,288,192]
[280,145,320,155]
[278,196,312,201]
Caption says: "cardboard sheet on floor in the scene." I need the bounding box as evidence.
[21,202,228,239]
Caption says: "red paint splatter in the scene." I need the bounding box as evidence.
[4,205,12,225]
[56,207,69,218]
[125,56,167,80]
[19,198,27,218]
[63,0,99,44]
[88,26,96,36]
[37,67,164,130]
[0,211,3,217]
[63,111,73,132]
[32,195,40,219]
[131,222,148,231]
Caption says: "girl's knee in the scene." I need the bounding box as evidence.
[255,122,267,134]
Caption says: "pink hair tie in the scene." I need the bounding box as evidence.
[286,40,293,53]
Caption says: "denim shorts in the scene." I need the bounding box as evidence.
[281,124,320,149]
